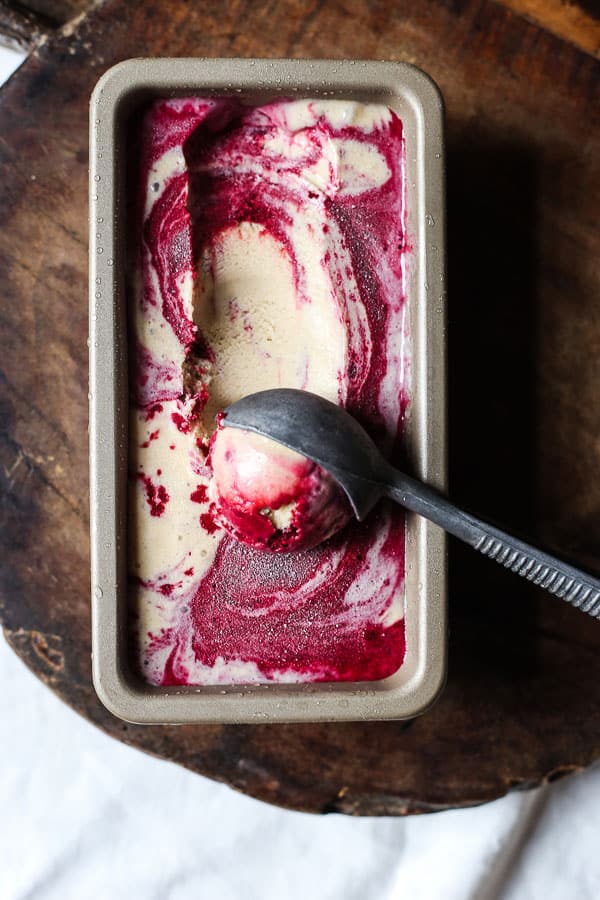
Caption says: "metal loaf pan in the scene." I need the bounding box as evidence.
[89,58,447,724]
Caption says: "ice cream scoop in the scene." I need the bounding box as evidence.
[224,389,600,618]
[208,421,351,551]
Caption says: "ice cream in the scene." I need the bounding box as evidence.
[207,421,351,552]
[129,96,409,685]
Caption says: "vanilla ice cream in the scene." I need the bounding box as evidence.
[129,97,409,685]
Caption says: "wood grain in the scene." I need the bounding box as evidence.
[0,0,49,49]
[8,0,91,27]
[1,0,599,815]
[495,0,600,57]
[28,0,91,21]
[0,1,95,50]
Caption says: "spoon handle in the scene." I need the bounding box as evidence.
[382,470,600,618]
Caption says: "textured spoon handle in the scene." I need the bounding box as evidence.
[383,471,600,618]
[474,531,600,616]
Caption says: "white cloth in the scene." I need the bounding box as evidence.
[0,44,24,85]
[2,634,599,900]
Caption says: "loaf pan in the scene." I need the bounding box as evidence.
[89,58,447,723]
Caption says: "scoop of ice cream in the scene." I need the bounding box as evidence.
[207,422,351,552]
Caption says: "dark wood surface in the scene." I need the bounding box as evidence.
[0,0,49,50]
[3,0,600,56]
[0,0,94,50]
[23,0,90,24]
[1,0,599,816]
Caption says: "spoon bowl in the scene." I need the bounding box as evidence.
[225,388,388,520]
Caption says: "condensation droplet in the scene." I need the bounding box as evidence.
[95,292,101,299]
[151,182,160,192]
[94,586,103,599]
[107,258,114,266]
[94,174,101,182]
[97,216,103,224]
[426,214,435,226]
[97,247,103,254]
[95,277,101,285]
[92,194,98,201]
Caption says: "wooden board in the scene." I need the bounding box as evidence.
[0,0,93,50]
[1,0,599,816]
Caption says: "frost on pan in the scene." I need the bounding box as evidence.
[128,97,410,686]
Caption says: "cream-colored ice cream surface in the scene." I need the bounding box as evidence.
[130,97,409,686]
[276,99,393,133]
[193,220,346,433]
[129,407,220,582]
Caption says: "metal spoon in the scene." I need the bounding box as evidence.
[224,388,600,618]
